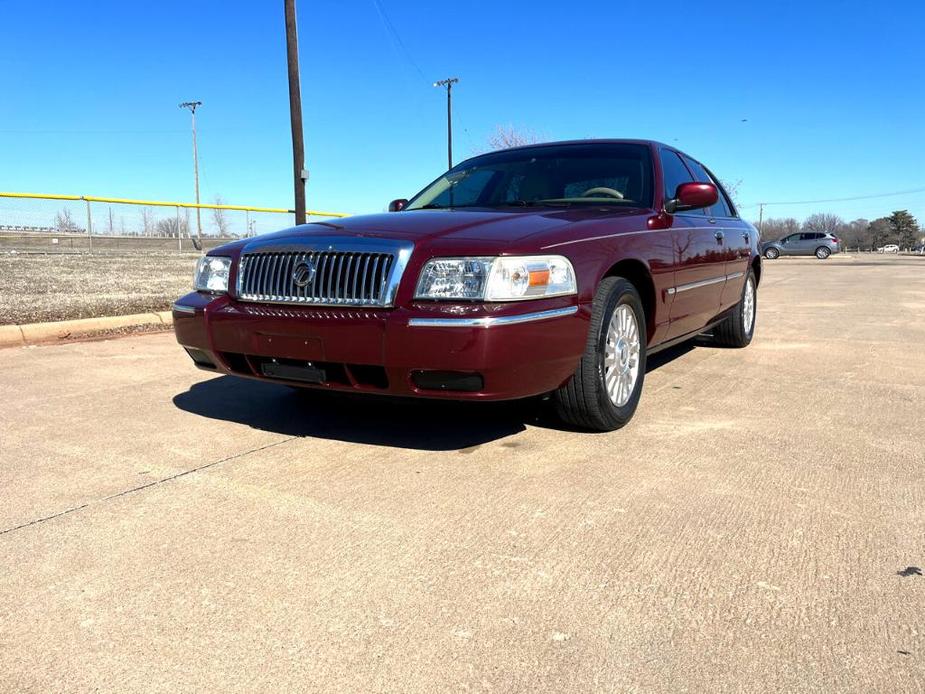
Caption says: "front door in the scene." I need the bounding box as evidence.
[659,149,726,340]
[685,157,750,312]
[779,233,801,255]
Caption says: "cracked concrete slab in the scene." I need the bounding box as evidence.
[1,254,923,692]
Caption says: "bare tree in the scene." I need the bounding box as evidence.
[155,217,189,238]
[140,207,154,236]
[487,125,541,151]
[839,218,870,250]
[720,179,743,206]
[54,208,79,233]
[757,217,799,242]
[803,212,844,235]
[212,196,230,237]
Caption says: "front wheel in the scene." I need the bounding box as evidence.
[764,247,780,259]
[713,269,757,347]
[554,277,646,431]
[815,246,831,259]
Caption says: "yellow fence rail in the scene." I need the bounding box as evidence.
[0,191,348,217]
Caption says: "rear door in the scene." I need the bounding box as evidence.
[682,156,750,312]
[798,232,820,254]
[661,149,726,340]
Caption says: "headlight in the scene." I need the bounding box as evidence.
[194,256,232,293]
[415,255,576,301]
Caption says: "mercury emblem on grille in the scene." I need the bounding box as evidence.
[291,259,316,288]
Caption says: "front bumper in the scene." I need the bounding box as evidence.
[173,292,589,400]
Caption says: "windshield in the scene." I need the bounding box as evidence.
[405,143,653,211]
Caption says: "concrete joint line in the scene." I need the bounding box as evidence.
[0,437,297,538]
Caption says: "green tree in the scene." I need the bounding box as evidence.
[888,210,919,249]
[869,217,892,248]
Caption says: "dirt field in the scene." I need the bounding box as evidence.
[0,252,196,324]
[1,254,924,692]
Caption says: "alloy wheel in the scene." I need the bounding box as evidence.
[742,276,756,334]
[604,304,641,407]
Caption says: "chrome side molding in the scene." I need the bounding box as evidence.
[667,270,745,296]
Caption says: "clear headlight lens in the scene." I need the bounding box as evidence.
[415,255,576,301]
[194,256,232,293]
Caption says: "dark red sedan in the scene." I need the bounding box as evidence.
[173,140,759,431]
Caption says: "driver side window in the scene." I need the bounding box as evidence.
[660,149,694,202]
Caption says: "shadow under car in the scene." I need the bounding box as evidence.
[171,338,705,450]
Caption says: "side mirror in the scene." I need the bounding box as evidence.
[388,198,408,212]
[665,182,718,213]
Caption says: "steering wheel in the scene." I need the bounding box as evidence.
[580,186,624,199]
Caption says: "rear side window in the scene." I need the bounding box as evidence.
[660,150,694,203]
[706,170,738,218]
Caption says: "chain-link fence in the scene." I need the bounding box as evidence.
[0,192,347,253]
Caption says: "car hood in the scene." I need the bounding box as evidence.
[242,207,646,252]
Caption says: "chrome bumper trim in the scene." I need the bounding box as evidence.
[171,303,197,314]
[408,305,578,328]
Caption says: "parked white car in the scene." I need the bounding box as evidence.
[878,244,900,253]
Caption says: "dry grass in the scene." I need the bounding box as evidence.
[0,252,198,325]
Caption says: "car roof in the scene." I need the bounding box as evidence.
[493,138,672,153]
[461,138,699,168]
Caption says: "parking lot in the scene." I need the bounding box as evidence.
[1,254,923,692]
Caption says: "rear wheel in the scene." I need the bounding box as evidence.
[713,269,756,347]
[554,277,646,431]
[815,246,831,259]
[764,247,780,259]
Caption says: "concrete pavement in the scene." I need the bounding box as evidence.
[1,254,923,692]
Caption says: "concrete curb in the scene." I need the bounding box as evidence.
[1,311,173,348]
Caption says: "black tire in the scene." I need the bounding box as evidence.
[554,277,647,431]
[815,246,831,259]
[713,268,757,348]
[764,247,779,259]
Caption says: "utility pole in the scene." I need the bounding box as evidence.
[84,198,92,253]
[757,203,765,236]
[284,0,307,225]
[434,77,459,169]
[179,101,204,249]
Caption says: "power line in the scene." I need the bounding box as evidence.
[740,186,925,208]
[371,0,429,84]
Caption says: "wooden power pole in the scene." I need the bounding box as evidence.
[284,0,307,225]
[434,78,459,169]
[179,101,204,250]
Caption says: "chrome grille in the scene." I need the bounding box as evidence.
[237,250,396,306]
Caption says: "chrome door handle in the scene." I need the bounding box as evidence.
[714,231,724,241]
[742,232,750,241]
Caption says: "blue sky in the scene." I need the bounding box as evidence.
[2,0,924,225]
